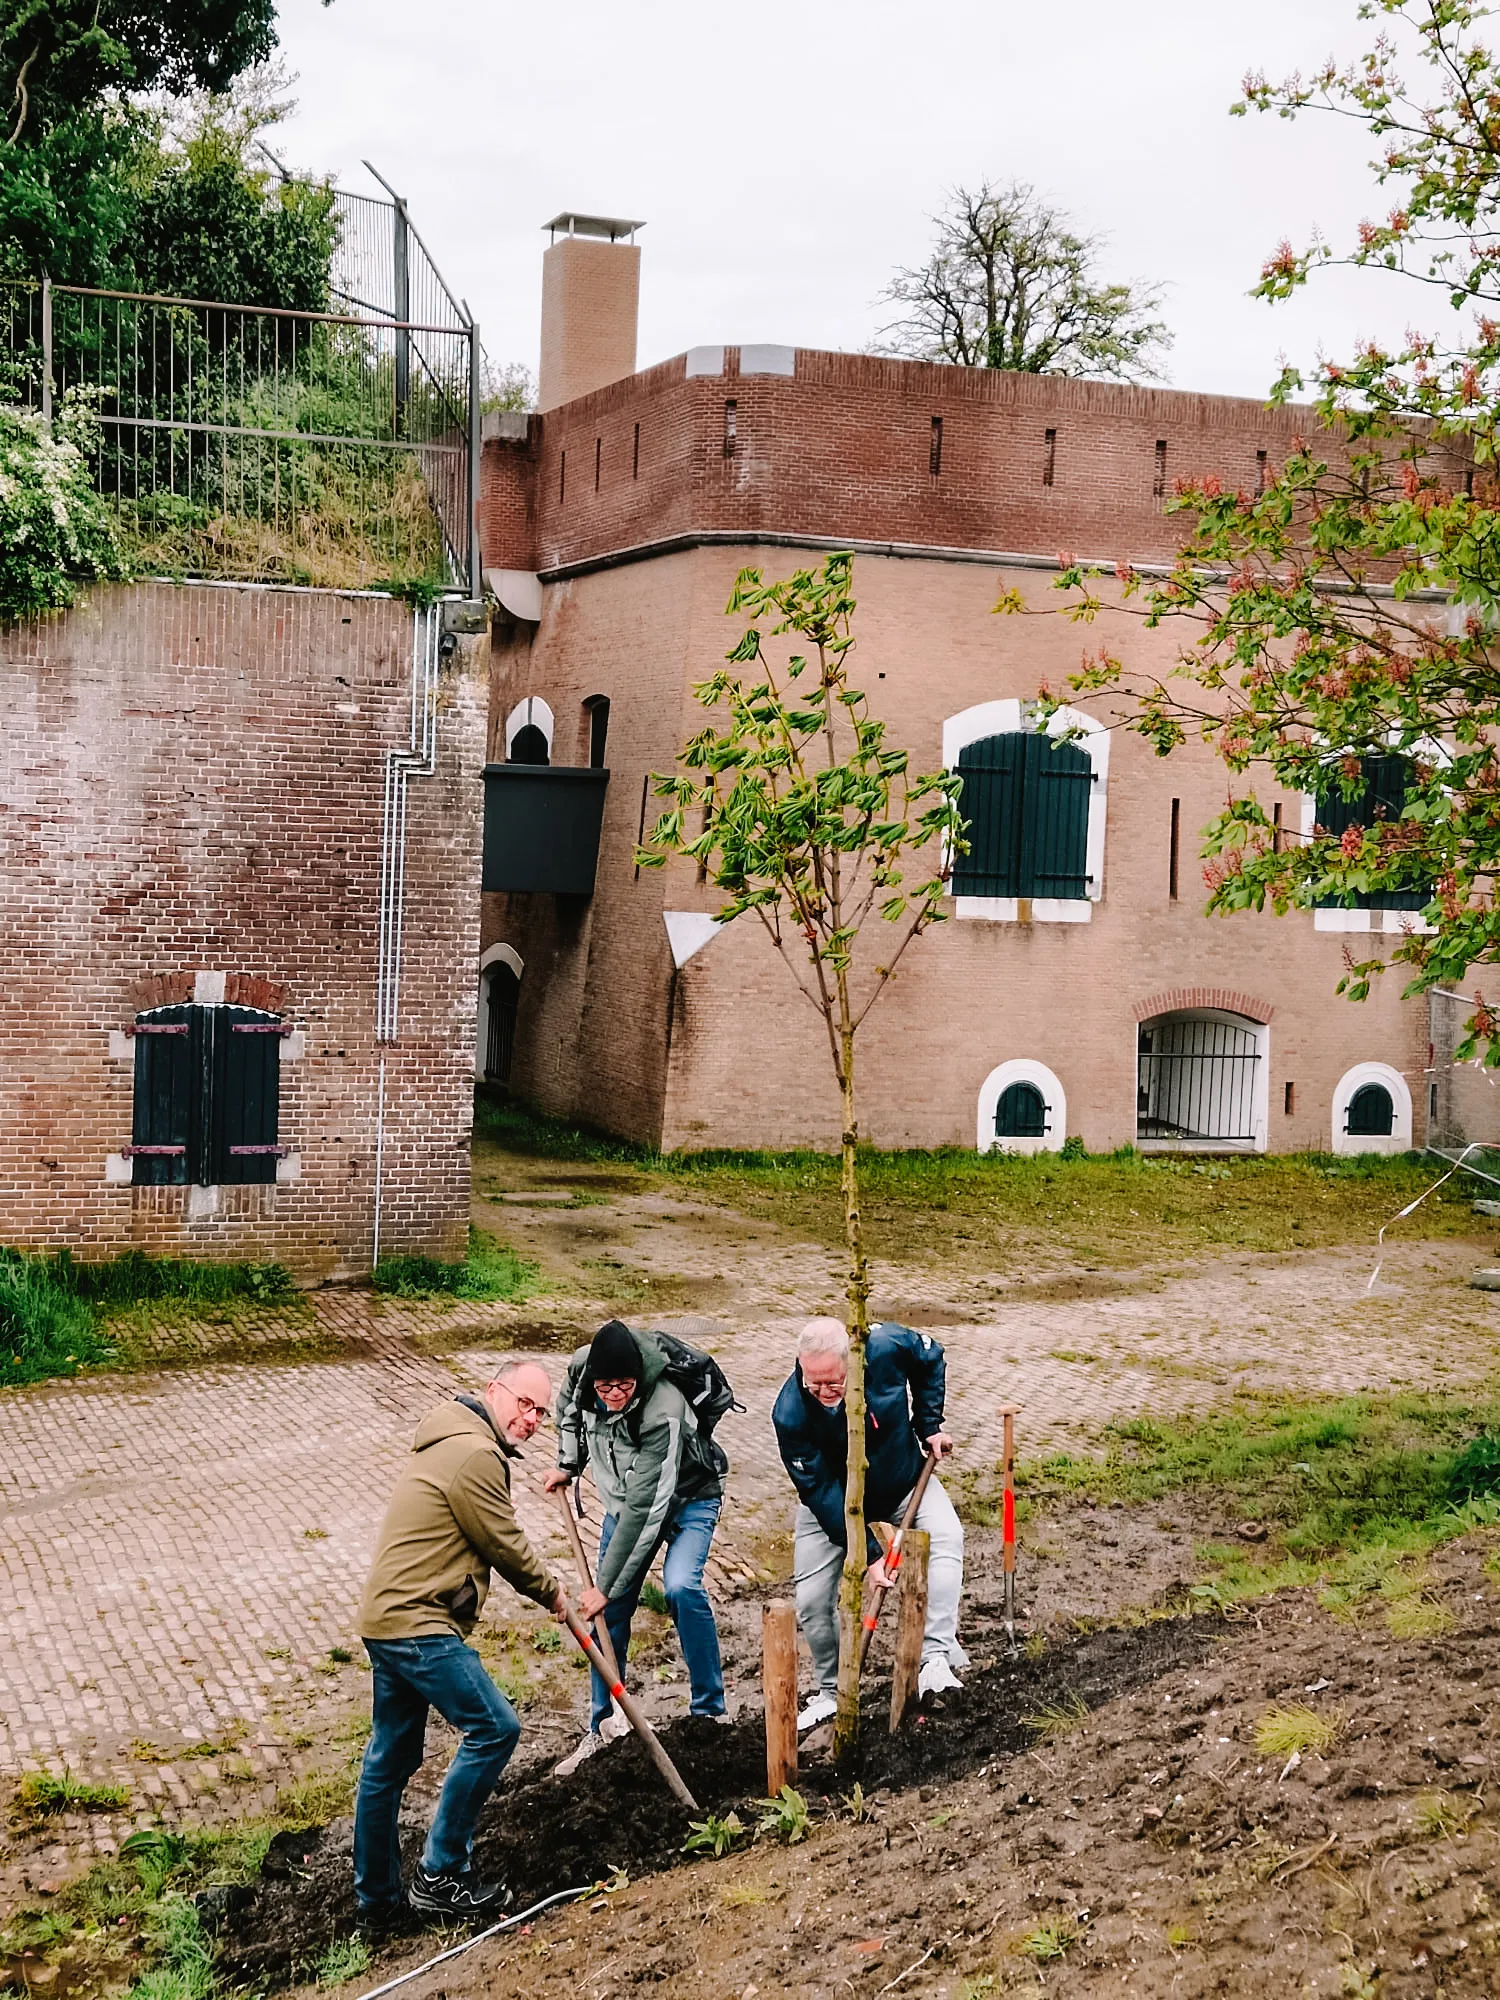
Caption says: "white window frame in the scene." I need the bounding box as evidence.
[977,1059,1067,1155]
[504,695,555,760]
[1331,1060,1412,1156]
[942,699,1109,924]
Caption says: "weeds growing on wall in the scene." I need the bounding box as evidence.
[51,1248,297,1308]
[373,1227,540,1303]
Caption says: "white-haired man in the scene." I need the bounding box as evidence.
[772,1317,966,1730]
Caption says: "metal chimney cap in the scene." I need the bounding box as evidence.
[543,213,645,243]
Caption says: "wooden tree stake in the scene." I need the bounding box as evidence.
[762,1599,798,1796]
[888,1530,930,1734]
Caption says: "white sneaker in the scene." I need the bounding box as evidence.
[554,1729,605,1777]
[598,1705,631,1744]
[797,1692,838,1732]
[917,1656,964,1698]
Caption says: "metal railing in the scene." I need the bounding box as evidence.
[1137,1018,1262,1144]
[1,171,480,593]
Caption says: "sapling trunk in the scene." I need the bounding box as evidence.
[832,983,871,1768]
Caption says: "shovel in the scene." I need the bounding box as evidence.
[857,1450,939,1671]
[553,1492,699,1811]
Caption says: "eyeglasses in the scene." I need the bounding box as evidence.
[496,1385,548,1422]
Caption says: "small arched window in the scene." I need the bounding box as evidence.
[995,1081,1048,1139]
[508,724,549,766]
[1345,1082,1395,1136]
[583,694,610,769]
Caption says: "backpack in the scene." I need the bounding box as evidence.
[647,1330,743,1437]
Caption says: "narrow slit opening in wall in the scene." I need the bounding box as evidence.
[633,421,640,480]
[594,436,601,492]
[1273,801,1283,853]
[1430,1079,1439,1118]
[1169,797,1180,900]
[1153,439,1168,501]
[559,450,566,502]
[634,772,650,880]
[1465,463,1475,497]
[1285,1080,1296,1116]
[1043,427,1056,487]
[1256,448,1268,493]
[930,415,943,477]
[723,399,737,458]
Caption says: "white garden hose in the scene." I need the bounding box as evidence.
[351,1885,591,2000]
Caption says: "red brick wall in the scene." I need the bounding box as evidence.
[481,347,1375,581]
[0,583,486,1278]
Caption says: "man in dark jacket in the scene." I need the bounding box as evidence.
[355,1358,565,1925]
[543,1319,728,1772]
[772,1316,966,1729]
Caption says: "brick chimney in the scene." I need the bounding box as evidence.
[538,213,644,412]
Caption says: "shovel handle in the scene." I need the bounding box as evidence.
[561,1607,699,1812]
[553,1489,623,1686]
[857,1450,940,1671]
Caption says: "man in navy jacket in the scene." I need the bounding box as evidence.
[772,1317,967,1730]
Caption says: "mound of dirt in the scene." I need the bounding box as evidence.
[222,1614,1220,1984]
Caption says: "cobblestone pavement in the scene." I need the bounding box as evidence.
[3,1214,1499,1884]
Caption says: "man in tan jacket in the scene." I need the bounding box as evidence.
[354,1359,565,1925]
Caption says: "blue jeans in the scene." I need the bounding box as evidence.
[590,1495,724,1728]
[354,1633,521,1909]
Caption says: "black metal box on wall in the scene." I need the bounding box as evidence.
[482,765,610,895]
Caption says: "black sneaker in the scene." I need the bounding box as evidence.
[408,1868,512,1919]
[354,1895,411,1939]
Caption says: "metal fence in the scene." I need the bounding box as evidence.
[0,173,479,592]
[1137,1016,1262,1145]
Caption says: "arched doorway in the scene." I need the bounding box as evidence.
[1137,1008,1268,1152]
[475,944,523,1085]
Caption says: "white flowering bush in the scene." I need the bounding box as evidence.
[0,394,128,624]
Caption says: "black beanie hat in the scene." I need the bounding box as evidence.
[586,1319,642,1385]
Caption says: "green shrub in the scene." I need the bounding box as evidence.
[373,1228,539,1303]
[1447,1433,1500,1506]
[0,394,128,624]
[0,1252,107,1385]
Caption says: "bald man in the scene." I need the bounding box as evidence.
[355,1359,566,1926]
[773,1318,967,1731]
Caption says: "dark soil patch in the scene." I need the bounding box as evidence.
[220,1615,1222,1985]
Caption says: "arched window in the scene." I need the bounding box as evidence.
[942,701,1108,923]
[1314,753,1428,910]
[953,733,1091,899]
[1331,1062,1410,1154]
[504,696,554,766]
[583,694,610,769]
[1137,1009,1267,1151]
[977,1060,1066,1155]
[995,1080,1048,1139]
[1346,1082,1394,1136]
[475,944,524,1084]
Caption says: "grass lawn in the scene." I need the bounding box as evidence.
[476,1095,1485,1273]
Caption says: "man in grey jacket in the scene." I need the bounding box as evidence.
[543,1319,727,1772]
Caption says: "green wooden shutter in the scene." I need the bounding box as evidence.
[1020,734,1092,899]
[953,734,1023,896]
[130,1005,192,1185]
[953,732,1092,900]
[1315,754,1429,910]
[212,1007,283,1185]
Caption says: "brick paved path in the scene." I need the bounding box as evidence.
[3,1225,1498,1878]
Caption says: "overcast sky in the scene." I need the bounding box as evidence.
[272,0,1440,403]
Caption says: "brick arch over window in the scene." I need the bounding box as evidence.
[1132,988,1274,1026]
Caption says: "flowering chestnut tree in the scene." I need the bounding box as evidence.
[639,553,962,1757]
[1013,0,1500,1057]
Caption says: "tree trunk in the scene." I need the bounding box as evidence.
[832,977,871,1767]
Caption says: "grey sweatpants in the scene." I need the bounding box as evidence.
[793,1475,966,1697]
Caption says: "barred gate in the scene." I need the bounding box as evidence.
[1137,1015,1261,1145]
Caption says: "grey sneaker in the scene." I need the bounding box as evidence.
[554,1728,606,1777]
